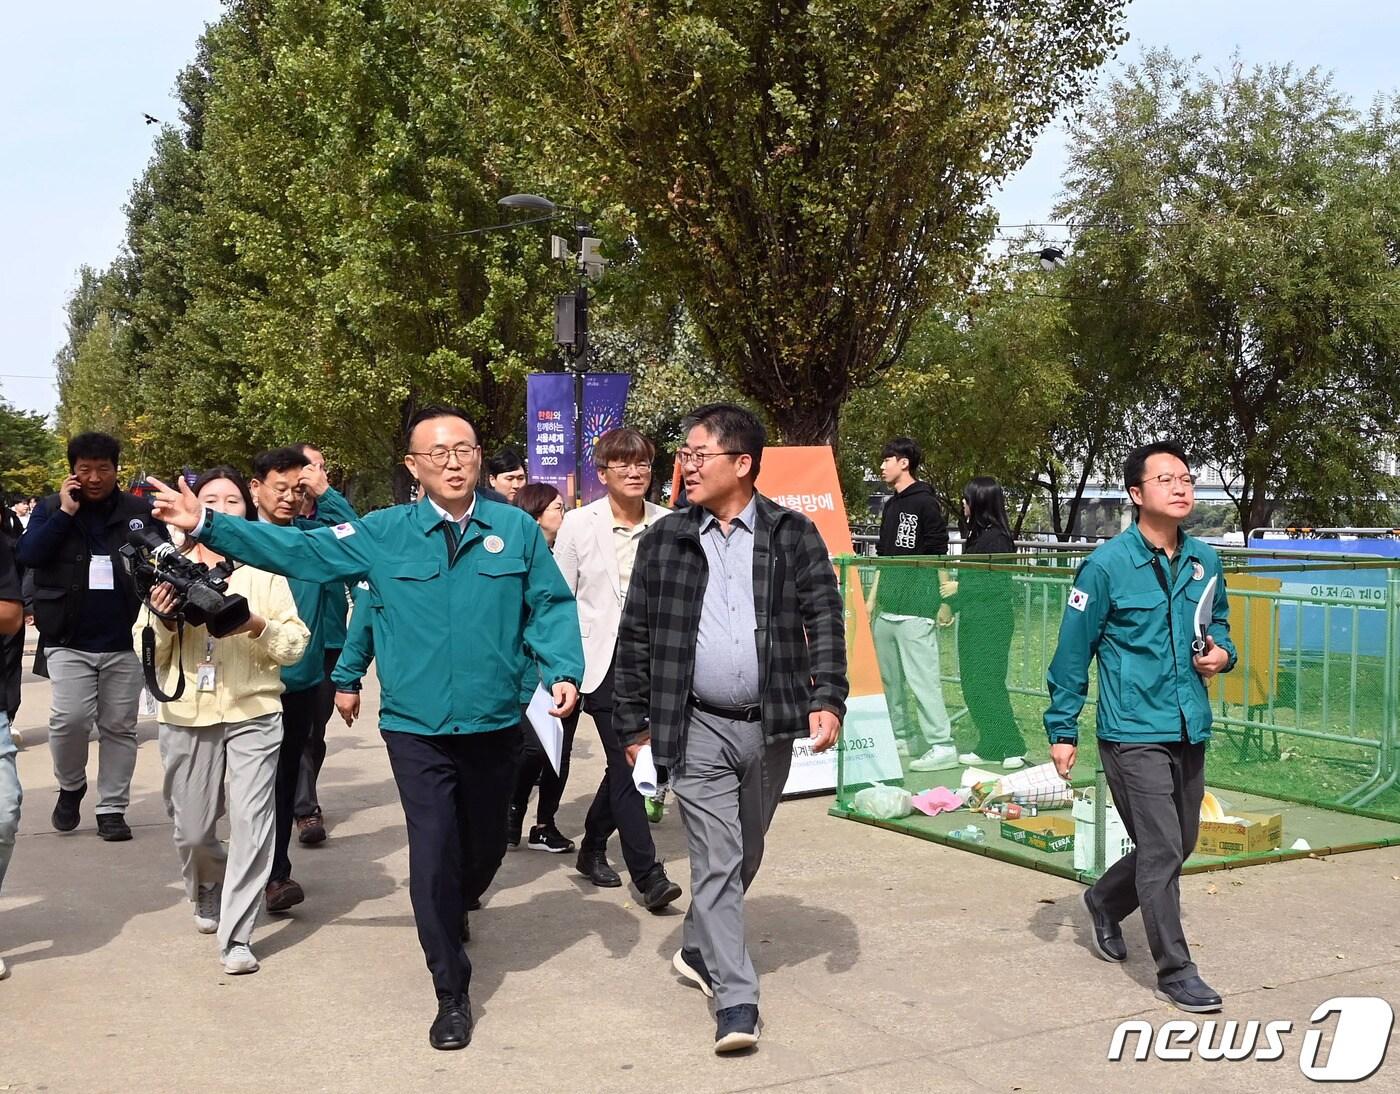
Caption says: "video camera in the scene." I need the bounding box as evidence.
[119,527,250,637]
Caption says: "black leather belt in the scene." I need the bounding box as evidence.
[690,696,762,722]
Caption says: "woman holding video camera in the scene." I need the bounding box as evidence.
[138,466,309,976]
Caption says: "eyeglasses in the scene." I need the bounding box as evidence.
[409,444,482,467]
[604,462,651,475]
[264,484,306,498]
[1141,473,1198,488]
[676,449,743,469]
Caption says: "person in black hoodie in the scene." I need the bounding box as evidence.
[16,433,162,841]
[944,476,1026,768]
[872,437,957,772]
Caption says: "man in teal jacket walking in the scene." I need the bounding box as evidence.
[248,446,357,913]
[1045,441,1235,1014]
[148,406,583,1052]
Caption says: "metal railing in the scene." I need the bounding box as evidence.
[839,553,1400,815]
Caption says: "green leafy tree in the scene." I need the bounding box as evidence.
[1056,51,1400,534]
[175,1,566,492]
[840,263,1074,526]
[496,0,1128,444]
[0,396,61,497]
[57,1,572,499]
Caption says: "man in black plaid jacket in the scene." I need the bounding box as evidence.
[616,403,849,1054]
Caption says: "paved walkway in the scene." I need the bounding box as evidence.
[2,667,1396,1092]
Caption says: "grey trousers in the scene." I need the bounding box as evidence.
[0,711,20,894]
[671,710,793,1009]
[158,713,283,950]
[1090,739,1206,985]
[46,648,142,814]
[871,614,953,752]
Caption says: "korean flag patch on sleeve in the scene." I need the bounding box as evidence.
[1068,587,1090,612]
[331,522,356,539]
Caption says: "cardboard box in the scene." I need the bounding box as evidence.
[1000,815,1075,854]
[1194,812,1283,856]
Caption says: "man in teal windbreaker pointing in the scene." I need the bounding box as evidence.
[1045,440,1235,1015]
[148,406,583,1052]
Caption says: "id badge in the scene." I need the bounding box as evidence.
[89,555,115,591]
[196,663,217,692]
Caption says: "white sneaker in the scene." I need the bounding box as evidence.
[0,953,9,980]
[1002,756,1026,770]
[895,739,911,759]
[958,751,985,765]
[221,943,259,975]
[194,883,222,934]
[909,744,959,772]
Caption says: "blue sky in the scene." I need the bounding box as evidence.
[3,1,1397,419]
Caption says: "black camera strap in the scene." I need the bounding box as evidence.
[141,618,187,704]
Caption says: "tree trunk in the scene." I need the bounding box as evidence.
[771,399,841,448]
[1014,491,1033,537]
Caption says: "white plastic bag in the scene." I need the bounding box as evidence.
[851,784,913,820]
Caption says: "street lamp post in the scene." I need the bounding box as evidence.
[498,194,605,506]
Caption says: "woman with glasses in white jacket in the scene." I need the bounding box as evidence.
[137,466,309,975]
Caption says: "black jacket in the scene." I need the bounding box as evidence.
[17,490,161,650]
[952,526,1017,624]
[614,494,849,768]
[875,481,948,617]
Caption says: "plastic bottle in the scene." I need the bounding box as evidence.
[950,824,985,844]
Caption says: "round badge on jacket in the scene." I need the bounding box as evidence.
[129,518,145,531]
[484,535,505,554]
[1192,561,1205,581]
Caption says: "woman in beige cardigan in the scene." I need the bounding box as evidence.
[138,466,309,975]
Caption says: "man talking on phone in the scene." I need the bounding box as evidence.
[1044,441,1234,1014]
[17,432,161,842]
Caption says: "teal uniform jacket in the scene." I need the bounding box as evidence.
[304,497,353,653]
[276,487,358,693]
[201,495,584,737]
[318,578,351,652]
[1044,522,1237,746]
[330,582,373,691]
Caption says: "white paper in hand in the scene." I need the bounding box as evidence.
[525,685,564,775]
[632,744,659,797]
[1192,574,1218,653]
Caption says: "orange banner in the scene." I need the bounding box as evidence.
[753,447,883,697]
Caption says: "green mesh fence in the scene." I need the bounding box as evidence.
[830,549,1400,882]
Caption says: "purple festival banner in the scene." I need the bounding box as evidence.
[525,372,576,499]
[579,373,632,504]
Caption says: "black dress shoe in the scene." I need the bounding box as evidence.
[1154,976,1223,1013]
[1080,889,1127,962]
[576,848,622,887]
[637,866,682,912]
[96,813,132,842]
[52,784,86,832]
[714,1004,760,1054]
[428,996,474,1050]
